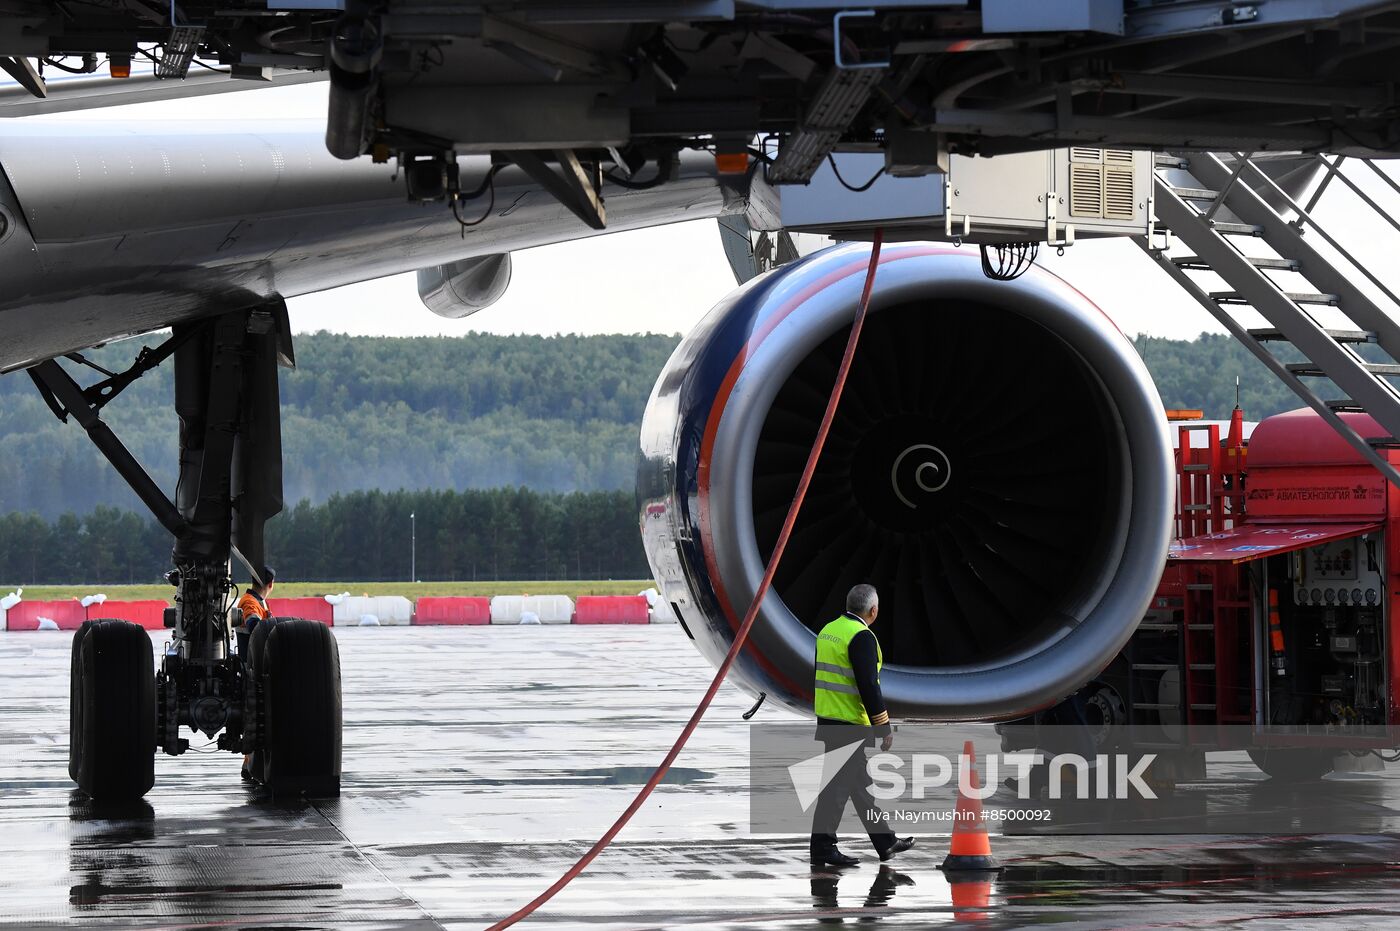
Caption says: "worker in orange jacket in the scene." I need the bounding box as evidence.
[236,566,275,780]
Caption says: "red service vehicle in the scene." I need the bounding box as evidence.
[1009,404,1400,781]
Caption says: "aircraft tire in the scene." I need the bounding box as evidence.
[262,619,342,798]
[68,620,96,783]
[1247,748,1334,782]
[244,616,288,781]
[75,620,155,800]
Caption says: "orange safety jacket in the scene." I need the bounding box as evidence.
[237,592,270,625]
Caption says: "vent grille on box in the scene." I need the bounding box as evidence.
[1070,147,1103,163]
[1104,166,1136,219]
[1070,163,1104,217]
[1104,148,1134,164]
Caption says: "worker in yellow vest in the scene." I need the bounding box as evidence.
[810,584,914,868]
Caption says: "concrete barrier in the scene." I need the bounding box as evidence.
[490,595,574,625]
[266,597,334,625]
[6,600,86,631]
[573,595,650,624]
[413,597,490,625]
[90,600,169,630]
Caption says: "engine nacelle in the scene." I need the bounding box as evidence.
[417,253,512,319]
[638,244,1174,721]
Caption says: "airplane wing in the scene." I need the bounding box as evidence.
[0,120,743,372]
[0,66,325,117]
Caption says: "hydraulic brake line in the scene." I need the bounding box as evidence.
[485,229,885,930]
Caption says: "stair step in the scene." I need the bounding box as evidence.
[1186,583,1214,591]
[1208,221,1264,236]
[1174,255,1299,271]
[1327,399,1366,411]
[1287,362,1400,376]
[1190,703,1218,711]
[1183,504,1211,511]
[1183,463,1212,472]
[1213,291,1338,306]
[1367,435,1400,448]
[1188,623,1216,630]
[1173,185,1219,200]
[1134,702,1180,710]
[1156,154,1190,169]
[1248,328,1373,343]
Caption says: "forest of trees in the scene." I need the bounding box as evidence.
[0,488,648,585]
[0,328,1352,584]
[0,332,680,519]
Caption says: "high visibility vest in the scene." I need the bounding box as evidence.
[813,613,881,724]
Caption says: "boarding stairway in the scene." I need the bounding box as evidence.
[1140,152,1400,488]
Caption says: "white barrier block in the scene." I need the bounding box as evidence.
[0,608,6,631]
[371,596,413,626]
[490,595,573,624]
[490,595,524,625]
[333,596,377,627]
[37,617,59,631]
[359,614,380,627]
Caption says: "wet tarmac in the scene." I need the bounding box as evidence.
[4,627,1400,929]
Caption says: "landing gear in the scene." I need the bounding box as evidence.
[69,620,156,800]
[35,301,341,800]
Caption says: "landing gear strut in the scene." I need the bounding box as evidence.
[33,302,341,800]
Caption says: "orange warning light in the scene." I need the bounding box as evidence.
[1165,409,1205,421]
[715,152,749,174]
[109,59,131,79]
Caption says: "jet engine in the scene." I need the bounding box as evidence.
[638,244,1174,721]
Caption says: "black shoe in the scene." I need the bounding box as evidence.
[811,850,861,868]
[240,766,253,781]
[879,837,915,862]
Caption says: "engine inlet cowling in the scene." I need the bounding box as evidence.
[638,244,1174,721]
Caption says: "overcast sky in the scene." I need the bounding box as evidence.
[23,78,1398,342]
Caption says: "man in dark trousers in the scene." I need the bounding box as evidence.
[809,583,915,867]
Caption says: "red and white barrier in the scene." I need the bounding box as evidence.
[266,597,334,625]
[6,600,87,631]
[413,596,490,625]
[90,600,168,630]
[573,595,650,624]
[0,589,677,631]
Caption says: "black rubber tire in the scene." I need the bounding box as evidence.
[68,621,96,783]
[243,616,287,781]
[262,620,341,798]
[75,620,155,800]
[1248,748,1334,781]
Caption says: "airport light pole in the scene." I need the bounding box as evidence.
[410,512,416,583]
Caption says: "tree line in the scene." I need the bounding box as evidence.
[0,489,649,586]
[0,331,681,519]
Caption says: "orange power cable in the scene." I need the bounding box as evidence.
[485,230,885,930]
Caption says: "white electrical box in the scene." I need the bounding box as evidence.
[769,146,1154,245]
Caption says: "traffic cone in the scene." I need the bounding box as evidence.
[940,741,1002,872]
[948,875,994,922]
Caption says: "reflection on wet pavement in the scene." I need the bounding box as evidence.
[4,628,1400,928]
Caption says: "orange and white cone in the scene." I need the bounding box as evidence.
[940,741,1002,872]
